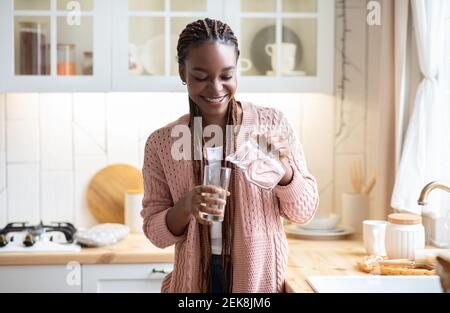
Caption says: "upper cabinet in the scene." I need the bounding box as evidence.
[0,0,334,93]
[111,0,222,91]
[0,0,111,92]
[224,0,334,92]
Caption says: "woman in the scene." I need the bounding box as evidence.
[141,18,319,293]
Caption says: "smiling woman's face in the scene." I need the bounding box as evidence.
[179,41,238,124]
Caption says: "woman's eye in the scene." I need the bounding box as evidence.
[194,77,208,82]
[222,76,232,80]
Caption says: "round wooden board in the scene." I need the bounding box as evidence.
[87,164,144,224]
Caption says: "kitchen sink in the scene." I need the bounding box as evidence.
[306,275,443,293]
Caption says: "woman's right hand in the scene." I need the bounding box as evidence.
[184,185,230,225]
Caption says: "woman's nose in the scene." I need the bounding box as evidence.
[208,79,224,92]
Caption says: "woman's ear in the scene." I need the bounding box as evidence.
[179,65,186,83]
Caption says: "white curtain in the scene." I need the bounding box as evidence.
[391,0,449,217]
[394,0,410,169]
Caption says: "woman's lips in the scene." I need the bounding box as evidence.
[201,94,228,106]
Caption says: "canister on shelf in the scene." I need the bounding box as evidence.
[57,43,77,75]
[18,21,49,75]
[82,51,93,75]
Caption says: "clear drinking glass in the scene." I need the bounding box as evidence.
[201,165,231,222]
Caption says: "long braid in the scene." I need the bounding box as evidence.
[189,97,212,292]
[180,18,240,293]
[221,98,238,293]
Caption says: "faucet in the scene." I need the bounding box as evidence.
[418,182,450,206]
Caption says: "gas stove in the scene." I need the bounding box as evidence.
[0,221,81,253]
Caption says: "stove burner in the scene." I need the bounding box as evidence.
[0,221,77,247]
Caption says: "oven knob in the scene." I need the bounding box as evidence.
[0,234,7,247]
[23,234,35,247]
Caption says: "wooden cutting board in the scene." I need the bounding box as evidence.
[87,164,144,224]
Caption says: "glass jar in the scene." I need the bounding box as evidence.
[385,213,425,259]
[57,43,77,75]
[19,21,49,75]
[82,51,93,75]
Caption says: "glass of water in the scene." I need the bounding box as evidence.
[201,165,231,222]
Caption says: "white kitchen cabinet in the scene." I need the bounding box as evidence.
[111,0,222,91]
[82,263,173,293]
[224,0,335,93]
[0,0,334,92]
[112,0,334,93]
[0,265,82,292]
[0,263,173,293]
[0,0,111,92]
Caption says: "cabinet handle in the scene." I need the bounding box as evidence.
[151,268,169,274]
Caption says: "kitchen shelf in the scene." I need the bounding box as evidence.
[0,0,334,93]
[0,0,111,92]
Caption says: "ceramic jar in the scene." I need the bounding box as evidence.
[124,189,144,233]
[385,213,425,259]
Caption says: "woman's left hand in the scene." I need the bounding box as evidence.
[251,131,294,185]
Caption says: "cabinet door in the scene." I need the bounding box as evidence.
[0,265,82,292]
[82,263,173,293]
[0,0,111,92]
[225,0,334,92]
[111,0,223,91]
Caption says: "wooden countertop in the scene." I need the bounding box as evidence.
[0,233,174,265]
[2,233,443,293]
[0,232,366,293]
[285,235,367,293]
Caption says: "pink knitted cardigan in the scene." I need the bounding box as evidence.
[141,102,319,293]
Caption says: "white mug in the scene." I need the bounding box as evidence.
[238,58,252,72]
[363,220,387,256]
[264,43,297,73]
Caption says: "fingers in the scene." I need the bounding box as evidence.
[191,203,212,226]
[251,131,291,158]
[199,203,223,216]
[196,193,226,215]
[193,204,224,226]
[199,185,230,197]
[201,195,227,206]
[276,148,290,159]
[192,185,229,226]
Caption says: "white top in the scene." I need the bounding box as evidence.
[204,146,223,255]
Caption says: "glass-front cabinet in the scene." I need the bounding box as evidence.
[225,0,333,92]
[0,0,334,92]
[113,0,334,92]
[0,0,110,91]
[111,0,221,91]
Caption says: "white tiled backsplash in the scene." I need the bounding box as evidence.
[0,92,335,228]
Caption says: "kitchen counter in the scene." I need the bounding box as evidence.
[0,234,446,293]
[0,233,174,265]
[0,233,366,293]
[2,233,441,293]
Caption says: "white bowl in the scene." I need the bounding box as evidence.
[301,213,341,230]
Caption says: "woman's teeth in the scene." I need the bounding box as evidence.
[204,95,227,103]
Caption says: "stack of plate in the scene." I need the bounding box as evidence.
[285,214,354,240]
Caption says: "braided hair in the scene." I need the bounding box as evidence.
[177,18,240,293]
